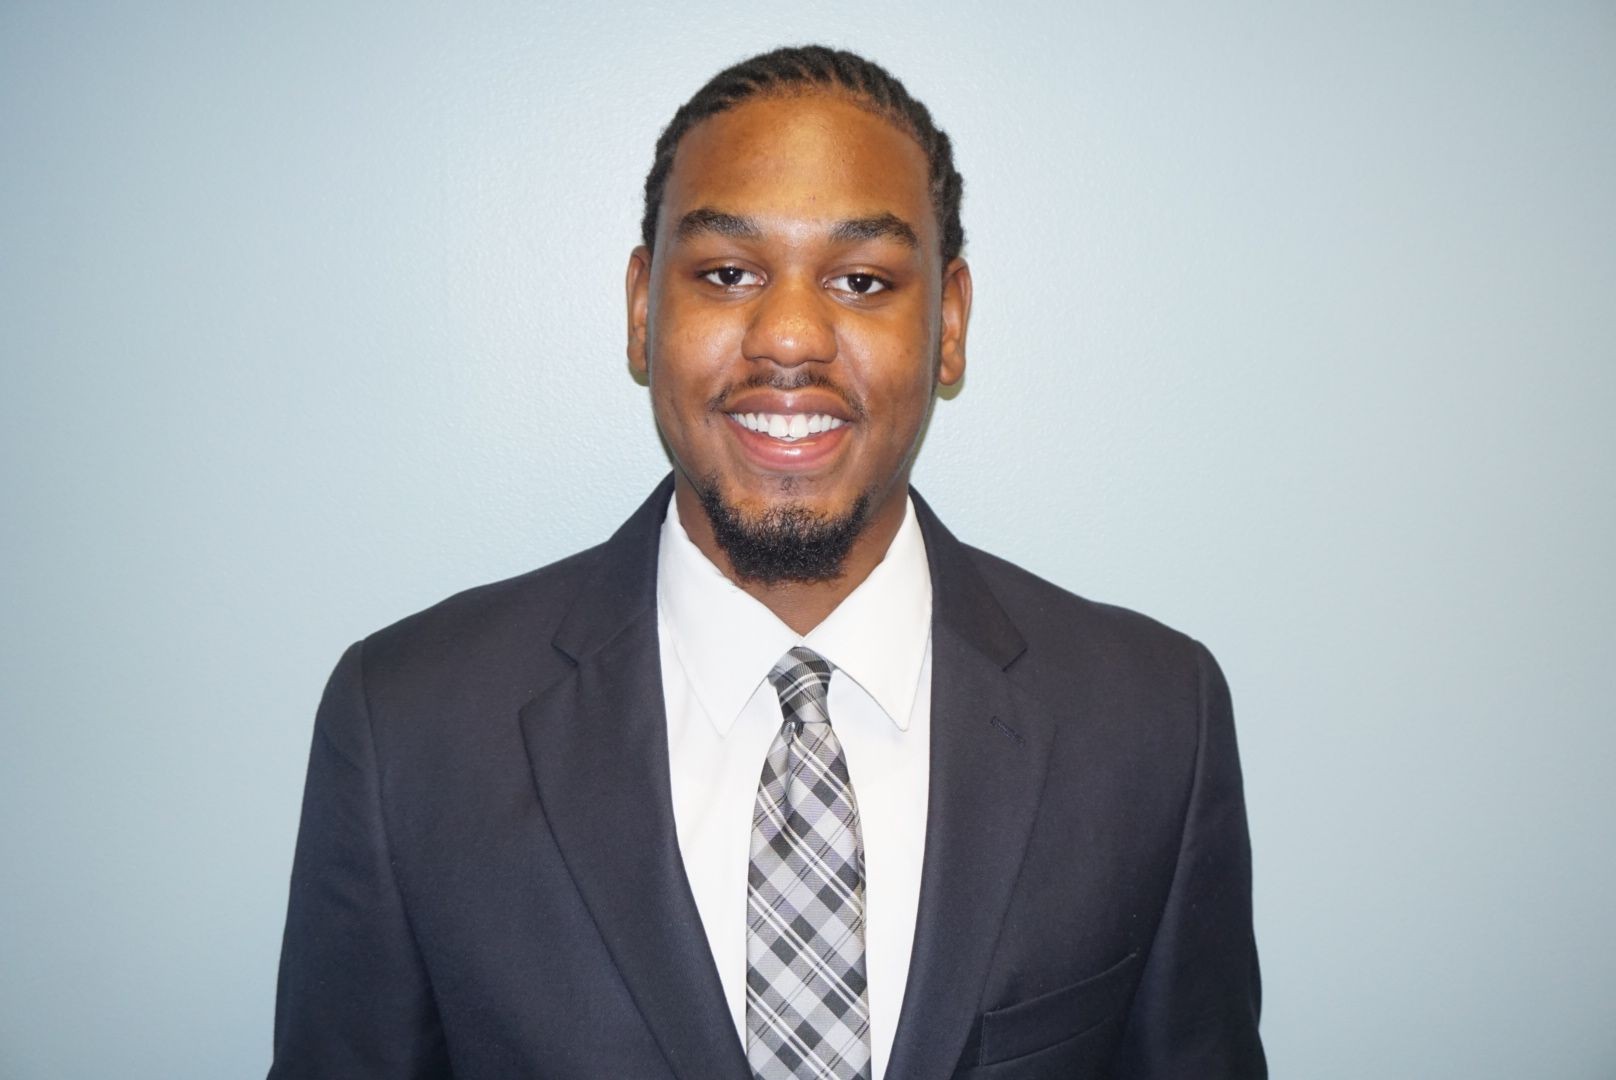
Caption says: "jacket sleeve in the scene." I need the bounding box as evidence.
[268,641,451,1079]
[1112,642,1266,1078]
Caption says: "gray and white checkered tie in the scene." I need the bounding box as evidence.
[746,646,872,1080]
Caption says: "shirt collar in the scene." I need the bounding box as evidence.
[656,493,933,736]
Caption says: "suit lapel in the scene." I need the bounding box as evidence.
[516,483,1050,1080]
[518,478,750,1080]
[885,494,1056,1080]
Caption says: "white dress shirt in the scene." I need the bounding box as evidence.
[656,494,932,1080]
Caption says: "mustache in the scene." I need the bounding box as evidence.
[706,370,866,421]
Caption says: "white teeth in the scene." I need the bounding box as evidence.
[731,412,847,441]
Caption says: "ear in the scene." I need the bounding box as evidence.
[626,245,653,379]
[938,256,971,387]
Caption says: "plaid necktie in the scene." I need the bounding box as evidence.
[746,646,872,1080]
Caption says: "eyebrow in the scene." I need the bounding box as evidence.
[675,208,762,242]
[828,212,920,249]
[674,207,921,250]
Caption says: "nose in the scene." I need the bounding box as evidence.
[740,273,836,368]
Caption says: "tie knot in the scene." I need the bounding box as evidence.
[768,646,833,728]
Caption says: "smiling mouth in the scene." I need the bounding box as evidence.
[727,412,848,442]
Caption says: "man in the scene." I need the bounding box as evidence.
[270,45,1265,1079]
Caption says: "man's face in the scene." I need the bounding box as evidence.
[627,92,970,581]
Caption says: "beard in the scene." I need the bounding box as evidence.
[694,475,871,586]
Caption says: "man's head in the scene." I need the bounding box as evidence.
[626,46,971,590]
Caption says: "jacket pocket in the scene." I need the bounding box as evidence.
[974,951,1141,1066]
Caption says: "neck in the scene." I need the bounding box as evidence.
[672,478,908,636]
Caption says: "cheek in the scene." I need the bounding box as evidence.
[847,304,937,372]
[648,317,728,407]
[857,335,937,412]
[657,291,738,352]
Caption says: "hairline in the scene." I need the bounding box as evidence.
[647,85,942,258]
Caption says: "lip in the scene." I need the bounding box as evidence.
[722,388,855,422]
[723,411,853,472]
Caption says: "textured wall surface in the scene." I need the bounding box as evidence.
[3,3,1613,1077]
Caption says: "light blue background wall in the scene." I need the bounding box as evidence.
[3,3,1613,1077]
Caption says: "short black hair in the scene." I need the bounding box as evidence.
[640,45,965,263]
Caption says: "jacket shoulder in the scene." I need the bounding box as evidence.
[353,541,607,707]
[966,545,1199,652]
[959,544,1214,705]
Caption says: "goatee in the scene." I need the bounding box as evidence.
[695,477,870,585]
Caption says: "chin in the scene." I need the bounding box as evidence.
[693,472,872,586]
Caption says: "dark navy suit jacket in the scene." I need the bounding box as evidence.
[269,479,1265,1078]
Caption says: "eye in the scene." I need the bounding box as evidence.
[828,273,890,296]
[700,266,760,288]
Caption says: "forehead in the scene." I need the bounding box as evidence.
[660,92,935,249]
